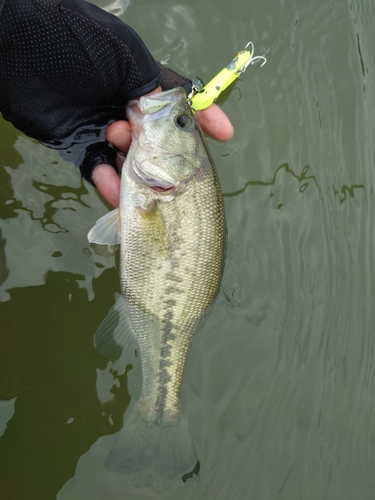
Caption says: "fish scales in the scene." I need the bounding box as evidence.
[121,155,225,424]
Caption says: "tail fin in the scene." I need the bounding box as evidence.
[105,404,198,479]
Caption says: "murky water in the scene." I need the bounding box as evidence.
[1,0,375,498]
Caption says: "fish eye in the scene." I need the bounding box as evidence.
[175,113,193,130]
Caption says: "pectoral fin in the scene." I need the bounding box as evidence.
[138,204,170,253]
[88,208,121,245]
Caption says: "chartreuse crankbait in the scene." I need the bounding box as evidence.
[189,42,267,111]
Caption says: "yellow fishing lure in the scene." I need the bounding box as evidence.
[189,42,267,111]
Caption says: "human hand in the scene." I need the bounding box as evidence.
[92,88,234,207]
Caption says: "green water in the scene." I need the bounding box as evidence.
[1,0,374,498]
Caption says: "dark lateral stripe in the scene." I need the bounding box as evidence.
[154,385,168,422]
[160,344,172,358]
[164,298,177,307]
[165,286,182,295]
[153,301,178,421]
[165,272,184,283]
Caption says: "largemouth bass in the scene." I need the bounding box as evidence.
[88,88,226,478]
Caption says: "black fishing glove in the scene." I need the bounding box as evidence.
[0,0,191,184]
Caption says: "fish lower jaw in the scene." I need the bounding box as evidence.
[132,164,176,192]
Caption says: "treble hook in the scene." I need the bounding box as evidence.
[240,41,267,72]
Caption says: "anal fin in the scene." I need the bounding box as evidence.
[94,293,137,366]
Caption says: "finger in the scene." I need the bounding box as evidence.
[106,121,132,153]
[196,104,234,141]
[92,164,121,208]
[105,87,163,153]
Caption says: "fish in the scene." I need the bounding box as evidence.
[88,87,226,479]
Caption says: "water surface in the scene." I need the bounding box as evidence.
[1,0,375,498]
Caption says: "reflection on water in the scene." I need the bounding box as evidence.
[0,229,9,287]
[1,0,375,498]
[96,0,130,16]
[223,162,319,198]
[29,179,90,233]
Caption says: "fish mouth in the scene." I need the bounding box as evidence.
[132,163,177,193]
[151,185,175,193]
